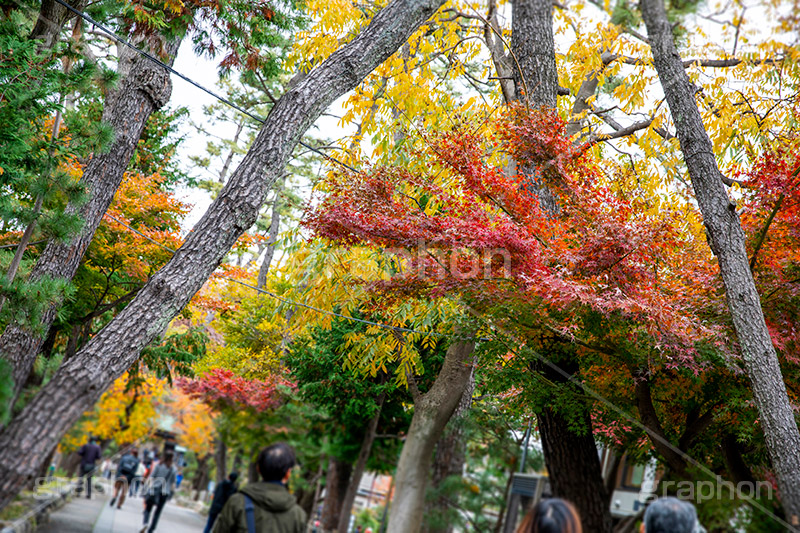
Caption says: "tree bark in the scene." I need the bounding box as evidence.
[29,0,85,51]
[386,340,475,533]
[539,407,612,533]
[337,392,385,533]
[422,369,474,533]
[321,456,353,531]
[214,433,227,484]
[0,0,447,510]
[641,0,800,525]
[0,37,181,404]
[508,1,613,530]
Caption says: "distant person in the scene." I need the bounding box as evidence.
[516,498,582,533]
[213,442,306,533]
[131,460,147,497]
[77,436,102,499]
[642,497,705,533]
[140,452,178,533]
[111,448,139,509]
[204,471,240,533]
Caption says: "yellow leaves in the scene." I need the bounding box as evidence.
[60,372,167,453]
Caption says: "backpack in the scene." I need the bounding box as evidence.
[118,455,138,476]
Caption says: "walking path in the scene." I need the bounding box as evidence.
[38,491,207,533]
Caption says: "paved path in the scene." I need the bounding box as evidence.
[38,492,207,533]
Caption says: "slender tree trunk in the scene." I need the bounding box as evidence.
[0,37,181,403]
[337,392,386,533]
[257,185,282,289]
[193,454,210,501]
[214,433,227,484]
[0,0,447,510]
[422,369,474,533]
[29,0,85,50]
[386,340,475,533]
[321,456,353,531]
[641,0,800,524]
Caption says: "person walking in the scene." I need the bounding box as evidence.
[130,460,147,497]
[213,442,306,533]
[77,436,102,499]
[516,498,583,533]
[140,452,178,533]
[110,448,139,509]
[203,471,240,533]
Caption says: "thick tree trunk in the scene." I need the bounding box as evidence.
[0,37,181,403]
[337,393,385,533]
[539,407,612,533]
[321,456,353,531]
[0,0,447,510]
[509,1,613,530]
[641,0,800,525]
[386,340,475,533]
[422,370,474,533]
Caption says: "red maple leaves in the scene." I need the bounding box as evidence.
[305,105,718,357]
[177,368,293,413]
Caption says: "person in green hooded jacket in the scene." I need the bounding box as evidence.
[213,442,307,533]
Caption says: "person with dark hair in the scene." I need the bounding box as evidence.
[140,452,178,533]
[643,497,705,533]
[516,498,583,533]
[111,448,139,509]
[213,442,306,533]
[76,436,102,499]
[204,471,240,533]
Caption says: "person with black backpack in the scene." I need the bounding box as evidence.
[204,471,240,533]
[110,448,140,509]
[140,452,178,533]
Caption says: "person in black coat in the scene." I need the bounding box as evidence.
[203,471,239,533]
[77,437,102,499]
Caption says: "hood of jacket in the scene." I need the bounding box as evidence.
[239,482,297,513]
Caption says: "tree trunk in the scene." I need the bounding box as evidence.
[214,433,227,484]
[641,0,800,524]
[321,456,353,531]
[193,454,210,501]
[257,186,282,289]
[0,0,447,510]
[29,0,85,51]
[0,36,181,403]
[508,1,613,530]
[539,407,612,533]
[386,340,475,533]
[422,369,474,533]
[337,392,386,533]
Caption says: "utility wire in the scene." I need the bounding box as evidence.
[55,0,486,342]
[50,0,359,174]
[103,213,485,341]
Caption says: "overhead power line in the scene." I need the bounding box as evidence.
[49,0,359,174]
[103,213,486,341]
[49,0,485,342]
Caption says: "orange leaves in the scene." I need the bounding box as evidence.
[307,107,716,354]
[96,171,186,281]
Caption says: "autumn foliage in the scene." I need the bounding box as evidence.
[177,368,293,413]
[306,106,717,361]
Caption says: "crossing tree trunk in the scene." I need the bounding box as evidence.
[386,340,475,533]
[0,0,447,510]
[0,37,181,404]
[640,0,800,525]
